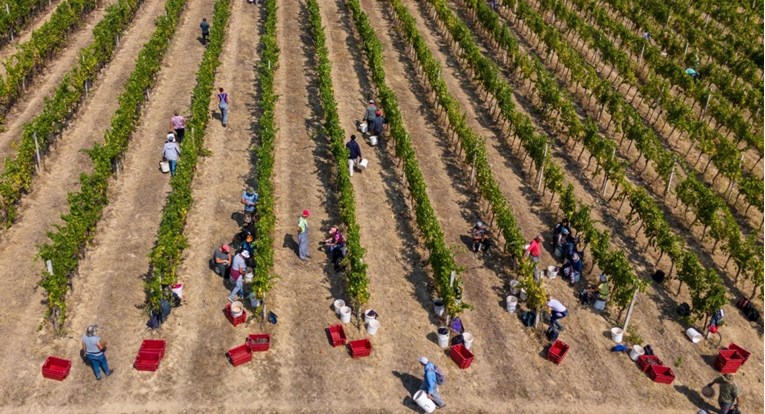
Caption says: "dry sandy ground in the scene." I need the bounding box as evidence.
[0,0,760,413]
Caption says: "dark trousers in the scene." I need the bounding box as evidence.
[174,128,185,143]
[201,32,209,45]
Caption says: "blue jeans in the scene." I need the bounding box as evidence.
[86,353,111,380]
[169,159,177,176]
[719,401,734,414]
[219,103,229,125]
[229,277,243,301]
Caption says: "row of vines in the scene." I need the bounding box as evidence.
[38,0,188,331]
[0,0,52,46]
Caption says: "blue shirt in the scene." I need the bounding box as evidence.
[346,139,362,159]
[242,191,258,212]
[82,335,102,354]
[423,362,437,394]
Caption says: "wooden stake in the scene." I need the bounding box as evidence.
[536,143,548,191]
[621,289,638,332]
[33,132,41,173]
[663,162,675,200]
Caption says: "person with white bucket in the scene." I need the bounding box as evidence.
[162,134,180,177]
[346,135,362,177]
[370,110,387,146]
[418,357,445,409]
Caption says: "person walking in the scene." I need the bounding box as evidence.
[418,356,445,409]
[200,17,210,45]
[228,250,249,302]
[546,295,568,331]
[170,111,186,143]
[81,325,113,381]
[241,186,259,220]
[297,210,310,261]
[371,110,387,140]
[162,135,181,176]
[706,374,741,414]
[212,244,231,278]
[346,135,362,177]
[362,99,377,124]
[524,234,544,281]
[217,87,229,127]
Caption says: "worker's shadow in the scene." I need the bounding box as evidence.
[282,233,299,256]
[392,371,426,412]
[674,384,715,413]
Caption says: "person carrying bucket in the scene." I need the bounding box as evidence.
[418,357,445,409]
[706,373,741,414]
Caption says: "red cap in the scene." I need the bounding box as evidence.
[302,210,310,217]
[222,244,230,253]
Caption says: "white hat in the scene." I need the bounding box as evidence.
[476,221,483,227]
[241,250,250,258]
[369,99,374,104]
[419,356,428,365]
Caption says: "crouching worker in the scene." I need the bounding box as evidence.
[323,226,347,271]
[212,244,231,278]
[470,221,492,255]
[581,274,609,309]
[561,253,583,285]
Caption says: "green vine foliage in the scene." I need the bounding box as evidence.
[307,0,369,308]
[145,0,231,313]
[0,0,52,45]
[0,0,145,226]
[38,0,188,331]
[346,0,467,316]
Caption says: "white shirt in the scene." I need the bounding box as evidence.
[547,299,566,313]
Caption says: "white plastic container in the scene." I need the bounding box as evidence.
[433,299,445,316]
[629,345,645,361]
[159,161,170,173]
[413,390,436,413]
[333,299,345,315]
[366,319,380,335]
[610,327,624,343]
[437,327,449,349]
[547,266,558,279]
[358,121,368,134]
[594,299,606,311]
[508,280,521,296]
[358,158,369,169]
[462,332,474,350]
[230,301,244,317]
[340,306,352,324]
[368,135,378,146]
[506,295,518,313]
[170,283,183,299]
[364,309,377,324]
[686,328,703,344]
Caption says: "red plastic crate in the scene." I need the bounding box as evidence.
[327,324,347,347]
[227,344,253,367]
[348,339,372,358]
[715,349,744,373]
[133,351,161,372]
[547,340,570,364]
[449,344,475,369]
[727,343,750,363]
[42,356,71,381]
[224,304,247,327]
[139,339,167,359]
[246,334,271,352]
[637,355,663,372]
[647,364,675,384]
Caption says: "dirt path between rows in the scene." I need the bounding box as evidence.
[0,0,63,61]
[0,0,168,407]
[0,0,215,408]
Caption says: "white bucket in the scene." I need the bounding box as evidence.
[547,266,558,279]
[243,271,254,283]
[248,292,261,308]
[159,161,170,173]
[437,327,449,349]
[364,309,377,324]
[506,295,518,313]
[359,158,369,169]
[629,345,644,361]
[368,135,378,146]
[230,301,244,317]
[463,332,474,350]
[340,306,352,324]
[433,299,445,316]
[171,283,183,299]
[686,328,702,344]
[594,299,606,311]
[358,122,368,134]
[509,280,521,295]
[413,390,436,413]
[519,288,527,302]
[333,299,345,315]
[610,327,624,343]
[366,319,380,335]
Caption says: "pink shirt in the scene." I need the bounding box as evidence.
[527,239,541,258]
[171,115,186,129]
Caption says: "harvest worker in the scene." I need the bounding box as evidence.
[561,253,583,285]
[82,325,113,381]
[551,217,570,258]
[583,274,609,304]
[241,186,259,220]
[524,234,543,281]
[362,99,377,124]
[162,135,180,176]
[706,373,741,414]
[212,244,231,278]
[346,135,362,177]
[217,87,229,127]
[200,18,210,45]
[418,357,445,409]
[228,250,249,302]
[371,110,387,141]
[546,295,568,331]
[470,221,491,255]
[297,210,310,261]
[170,111,186,143]
[323,226,346,270]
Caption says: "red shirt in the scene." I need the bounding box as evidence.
[527,239,541,258]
